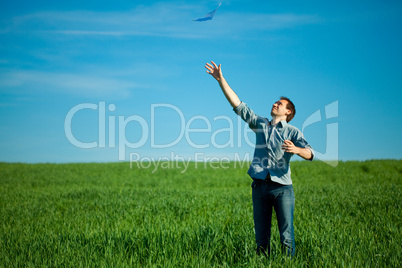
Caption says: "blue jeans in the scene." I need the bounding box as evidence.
[251,179,295,256]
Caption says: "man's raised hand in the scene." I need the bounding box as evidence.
[204,60,240,108]
[205,61,222,81]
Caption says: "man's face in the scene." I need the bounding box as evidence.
[271,99,290,118]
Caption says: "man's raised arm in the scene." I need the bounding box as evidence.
[205,61,241,108]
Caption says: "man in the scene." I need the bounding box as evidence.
[205,61,314,257]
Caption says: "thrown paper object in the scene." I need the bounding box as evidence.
[193,2,222,22]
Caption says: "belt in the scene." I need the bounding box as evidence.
[253,173,284,187]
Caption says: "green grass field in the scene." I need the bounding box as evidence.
[0,160,401,267]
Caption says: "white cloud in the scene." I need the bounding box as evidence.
[0,70,137,98]
[3,3,320,39]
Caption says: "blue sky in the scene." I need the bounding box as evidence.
[0,0,401,163]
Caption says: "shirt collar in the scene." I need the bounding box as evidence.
[270,120,287,128]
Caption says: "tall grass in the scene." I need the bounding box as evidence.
[0,160,400,267]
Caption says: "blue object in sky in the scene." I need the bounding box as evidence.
[193,2,221,22]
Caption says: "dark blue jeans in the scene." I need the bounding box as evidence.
[251,178,295,256]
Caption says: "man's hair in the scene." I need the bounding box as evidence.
[280,96,296,122]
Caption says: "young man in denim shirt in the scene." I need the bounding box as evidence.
[205,61,314,256]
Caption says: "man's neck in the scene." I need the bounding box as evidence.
[271,116,286,126]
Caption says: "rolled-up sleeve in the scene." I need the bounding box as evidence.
[233,102,259,130]
[293,129,314,161]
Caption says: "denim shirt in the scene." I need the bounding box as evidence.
[234,102,314,185]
